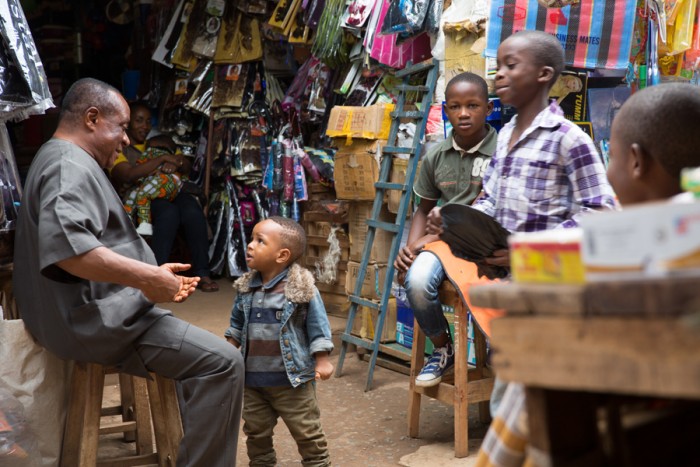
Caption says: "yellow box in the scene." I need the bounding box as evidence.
[326,104,394,141]
[345,261,388,301]
[509,229,585,284]
[351,298,397,343]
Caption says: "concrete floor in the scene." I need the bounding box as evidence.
[101,280,488,466]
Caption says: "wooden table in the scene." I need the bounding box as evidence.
[470,276,700,467]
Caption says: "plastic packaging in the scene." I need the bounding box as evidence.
[681,167,700,198]
[380,0,430,35]
[666,0,698,56]
[0,0,54,122]
[426,0,443,34]
[282,140,294,202]
[0,389,40,467]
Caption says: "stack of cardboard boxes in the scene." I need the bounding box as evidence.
[301,184,350,318]
[325,103,400,343]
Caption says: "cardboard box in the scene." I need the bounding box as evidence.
[333,140,384,200]
[348,202,395,262]
[326,104,394,141]
[399,301,476,364]
[351,298,397,343]
[386,158,421,214]
[581,201,700,280]
[396,301,414,349]
[345,261,388,301]
[509,229,585,284]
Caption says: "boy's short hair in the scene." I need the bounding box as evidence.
[615,83,700,178]
[268,216,307,263]
[510,30,565,87]
[445,72,489,101]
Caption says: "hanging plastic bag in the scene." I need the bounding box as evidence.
[227,179,248,276]
[0,318,71,466]
[263,141,276,191]
[426,0,443,35]
[380,0,431,36]
[282,140,295,202]
[294,155,309,201]
[0,0,54,121]
[344,0,376,28]
[303,0,327,28]
[366,0,432,68]
[664,0,698,56]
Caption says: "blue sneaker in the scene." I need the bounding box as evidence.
[415,342,455,387]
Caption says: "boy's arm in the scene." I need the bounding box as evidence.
[306,289,334,353]
[314,352,334,380]
[394,198,440,281]
[224,295,245,346]
[559,132,618,228]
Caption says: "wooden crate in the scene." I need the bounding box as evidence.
[302,212,350,318]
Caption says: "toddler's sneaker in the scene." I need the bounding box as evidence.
[415,342,455,388]
[136,222,153,237]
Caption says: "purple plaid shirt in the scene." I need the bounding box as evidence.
[473,101,617,232]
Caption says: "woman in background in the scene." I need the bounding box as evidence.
[111,102,219,292]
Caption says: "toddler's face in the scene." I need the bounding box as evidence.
[246,220,285,272]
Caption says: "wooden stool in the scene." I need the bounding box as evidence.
[61,362,183,467]
[407,282,495,458]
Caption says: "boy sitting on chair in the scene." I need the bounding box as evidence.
[394,72,497,387]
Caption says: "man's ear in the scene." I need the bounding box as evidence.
[538,66,555,86]
[277,248,292,265]
[85,107,99,129]
[486,99,494,115]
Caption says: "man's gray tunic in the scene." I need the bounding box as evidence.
[14,138,184,376]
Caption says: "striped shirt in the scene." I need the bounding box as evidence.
[472,101,617,233]
[245,269,291,387]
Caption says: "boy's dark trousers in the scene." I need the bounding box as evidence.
[243,383,331,466]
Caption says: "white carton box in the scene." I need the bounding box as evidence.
[580,201,700,279]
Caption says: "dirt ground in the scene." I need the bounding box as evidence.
[101,281,489,466]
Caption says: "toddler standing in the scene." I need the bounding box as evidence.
[226,217,334,466]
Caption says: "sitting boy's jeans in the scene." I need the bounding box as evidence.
[404,251,450,340]
[243,383,330,467]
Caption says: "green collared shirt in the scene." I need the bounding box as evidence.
[414,124,497,206]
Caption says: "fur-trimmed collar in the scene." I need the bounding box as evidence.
[233,263,315,303]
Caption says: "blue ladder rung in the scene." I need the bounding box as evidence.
[395,84,430,92]
[340,333,377,350]
[366,219,400,233]
[391,110,423,119]
[396,60,435,78]
[382,146,415,155]
[374,181,405,191]
[348,295,382,309]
